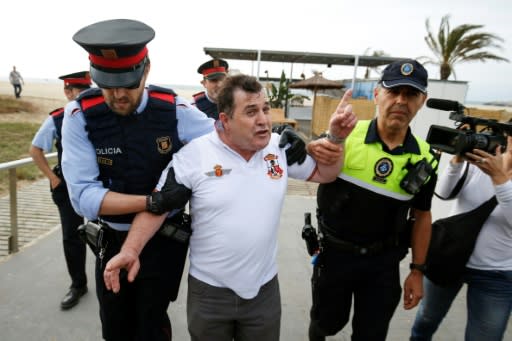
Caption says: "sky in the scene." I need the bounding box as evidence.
[1,0,511,103]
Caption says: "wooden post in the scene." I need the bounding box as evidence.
[8,168,18,253]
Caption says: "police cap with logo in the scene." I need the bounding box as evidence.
[72,19,155,89]
[379,59,428,93]
[58,71,92,89]
[197,59,229,80]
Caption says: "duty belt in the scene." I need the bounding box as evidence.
[319,221,398,256]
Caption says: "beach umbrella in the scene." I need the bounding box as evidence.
[288,71,344,91]
[288,71,344,117]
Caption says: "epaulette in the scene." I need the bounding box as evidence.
[148,84,177,96]
[76,87,102,101]
[49,107,64,117]
[148,85,177,104]
[193,91,206,100]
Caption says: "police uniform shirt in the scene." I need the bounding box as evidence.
[155,131,317,299]
[31,116,57,152]
[61,89,214,229]
[318,119,437,242]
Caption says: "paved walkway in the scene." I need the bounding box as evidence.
[1,179,511,340]
[0,180,59,256]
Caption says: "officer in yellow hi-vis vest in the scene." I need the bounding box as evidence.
[306,59,439,341]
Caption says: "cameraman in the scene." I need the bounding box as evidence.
[411,136,512,341]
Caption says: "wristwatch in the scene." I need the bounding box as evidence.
[326,132,346,145]
[409,263,427,273]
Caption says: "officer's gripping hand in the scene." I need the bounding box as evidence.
[274,124,307,166]
[104,247,140,294]
[146,168,192,215]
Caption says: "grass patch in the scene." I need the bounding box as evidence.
[0,96,49,195]
[0,95,37,113]
[0,123,51,195]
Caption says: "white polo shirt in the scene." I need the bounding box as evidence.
[158,130,316,299]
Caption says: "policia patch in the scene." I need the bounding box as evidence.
[373,157,393,184]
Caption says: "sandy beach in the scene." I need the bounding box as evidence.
[0,80,203,124]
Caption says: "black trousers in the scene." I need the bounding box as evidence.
[309,248,402,341]
[13,84,22,98]
[96,226,188,341]
[51,181,87,289]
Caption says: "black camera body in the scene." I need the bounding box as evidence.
[426,98,511,155]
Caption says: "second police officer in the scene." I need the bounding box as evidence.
[307,59,439,341]
[192,58,229,119]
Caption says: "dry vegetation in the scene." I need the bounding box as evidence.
[0,95,62,195]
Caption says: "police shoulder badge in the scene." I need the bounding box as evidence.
[156,136,172,154]
[264,154,283,179]
[373,157,393,184]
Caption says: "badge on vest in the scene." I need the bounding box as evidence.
[373,157,393,184]
[204,164,232,177]
[265,154,284,179]
[156,136,172,154]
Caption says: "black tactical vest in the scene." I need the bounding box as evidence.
[78,86,183,223]
[193,91,219,119]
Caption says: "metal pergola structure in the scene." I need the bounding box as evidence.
[203,47,405,90]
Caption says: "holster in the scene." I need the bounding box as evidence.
[158,212,192,243]
[77,220,107,256]
[52,164,64,179]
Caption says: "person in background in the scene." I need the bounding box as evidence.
[9,65,24,98]
[192,58,229,119]
[410,136,512,341]
[29,71,91,310]
[103,74,357,341]
[307,59,438,341]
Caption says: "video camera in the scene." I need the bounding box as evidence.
[426,98,512,155]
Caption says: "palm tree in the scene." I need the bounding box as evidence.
[422,15,509,80]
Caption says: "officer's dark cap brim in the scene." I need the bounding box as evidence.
[381,80,427,94]
[205,72,227,81]
[58,71,92,89]
[90,63,146,89]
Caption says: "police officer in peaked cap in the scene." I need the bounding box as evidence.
[192,58,229,119]
[62,18,215,340]
[30,71,92,310]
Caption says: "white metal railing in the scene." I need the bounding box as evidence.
[0,152,57,253]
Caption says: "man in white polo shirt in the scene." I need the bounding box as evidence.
[103,74,357,341]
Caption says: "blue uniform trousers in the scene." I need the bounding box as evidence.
[51,180,87,289]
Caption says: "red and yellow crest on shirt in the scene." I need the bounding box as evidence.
[204,164,232,177]
[264,154,283,179]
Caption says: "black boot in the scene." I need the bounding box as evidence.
[60,286,88,310]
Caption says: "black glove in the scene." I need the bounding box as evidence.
[275,125,307,166]
[146,168,192,215]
